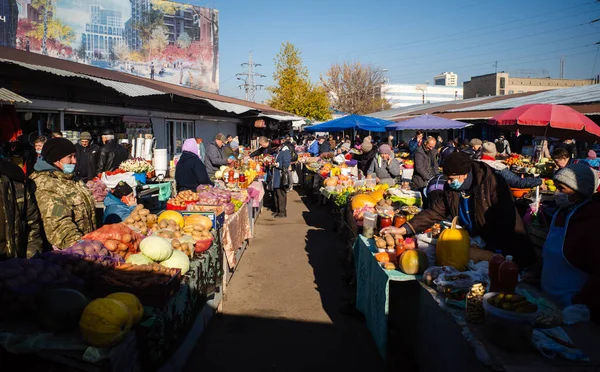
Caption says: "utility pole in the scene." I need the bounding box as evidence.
[559,56,565,79]
[236,51,265,102]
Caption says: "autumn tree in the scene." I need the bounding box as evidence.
[113,41,130,61]
[147,26,168,58]
[30,0,75,54]
[321,61,391,115]
[267,42,331,121]
[176,32,192,49]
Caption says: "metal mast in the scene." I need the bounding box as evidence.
[237,51,265,102]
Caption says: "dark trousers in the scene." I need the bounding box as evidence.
[274,187,287,216]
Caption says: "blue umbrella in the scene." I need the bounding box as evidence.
[304,114,392,133]
[386,114,471,130]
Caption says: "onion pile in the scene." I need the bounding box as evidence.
[86,180,109,202]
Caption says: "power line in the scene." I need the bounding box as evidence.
[236,51,265,102]
[382,31,598,79]
[304,2,595,62]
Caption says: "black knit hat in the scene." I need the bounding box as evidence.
[442,152,472,176]
[41,138,76,164]
[112,181,133,199]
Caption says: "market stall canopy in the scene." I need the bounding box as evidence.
[386,114,471,130]
[489,104,600,140]
[304,114,391,133]
[0,88,31,104]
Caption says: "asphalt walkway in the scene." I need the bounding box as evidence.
[185,190,383,371]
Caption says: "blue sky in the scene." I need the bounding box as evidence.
[190,0,600,103]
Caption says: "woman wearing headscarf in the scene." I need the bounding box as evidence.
[175,138,213,192]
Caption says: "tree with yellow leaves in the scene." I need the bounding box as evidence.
[267,42,331,122]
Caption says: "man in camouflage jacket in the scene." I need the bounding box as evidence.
[30,138,96,249]
[0,160,44,258]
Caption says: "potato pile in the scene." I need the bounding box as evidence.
[123,205,158,235]
[155,218,180,232]
[101,263,179,289]
[171,239,192,258]
[82,224,144,261]
[182,222,212,242]
[168,190,199,207]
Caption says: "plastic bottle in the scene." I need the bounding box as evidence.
[488,250,505,292]
[498,255,519,294]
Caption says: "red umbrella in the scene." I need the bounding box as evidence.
[488,104,600,140]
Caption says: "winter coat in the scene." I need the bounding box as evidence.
[408,138,421,159]
[223,145,238,160]
[30,159,96,249]
[0,160,44,258]
[97,140,129,173]
[205,142,228,177]
[103,193,135,224]
[318,141,332,155]
[25,150,42,177]
[271,145,291,189]
[358,148,378,176]
[250,142,272,158]
[462,147,482,160]
[175,151,214,192]
[439,144,457,166]
[367,155,401,185]
[413,144,439,189]
[404,161,536,268]
[75,142,100,182]
[308,140,319,156]
[478,159,542,189]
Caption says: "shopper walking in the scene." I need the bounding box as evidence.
[74,132,100,182]
[270,140,291,218]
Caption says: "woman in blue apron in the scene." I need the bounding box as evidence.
[541,164,600,320]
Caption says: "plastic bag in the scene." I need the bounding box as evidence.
[434,268,489,291]
[562,304,590,325]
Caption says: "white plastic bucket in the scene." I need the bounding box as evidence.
[154,149,168,177]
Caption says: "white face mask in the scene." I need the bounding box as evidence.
[554,192,575,210]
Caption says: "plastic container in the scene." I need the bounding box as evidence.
[488,251,505,292]
[362,212,377,239]
[482,292,538,352]
[498,255,519,294]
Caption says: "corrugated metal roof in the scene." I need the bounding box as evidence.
[258,113,306,121]
[205,99,255,114]
[0,87,31,104]
[368,96,492,120]
[449,84,600,112]
[0,58,165,97]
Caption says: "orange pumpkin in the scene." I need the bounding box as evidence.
[351,194,377,210]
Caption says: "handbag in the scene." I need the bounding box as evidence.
[281,169,289,187]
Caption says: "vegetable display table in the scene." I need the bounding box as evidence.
[220,202,252,270]
[353,235,417,357]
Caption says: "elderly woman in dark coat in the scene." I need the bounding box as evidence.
[270,141,292,218]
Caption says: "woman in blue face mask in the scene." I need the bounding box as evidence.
[541,164,600,321]
[30,138,96,249]
[395,151,536,268]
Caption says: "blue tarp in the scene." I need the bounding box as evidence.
[386,114,471,130]
[304,114,392,133]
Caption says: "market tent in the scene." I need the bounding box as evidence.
[489,104,600,140]
[304,114,391,133]
[386,114,471,130]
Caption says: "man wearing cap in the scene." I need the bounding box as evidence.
[413,136,439,190]
[541,164,599,320]
[367,144,400,186]
[478,142,543,189]
[223,137,239,160]
[396,152,536,268]
[75,132,100,182]
[206,133,234,178]
[30,138,96,248]
[104,181,137,224]
[97,129,129,173]
[462,138,482,160]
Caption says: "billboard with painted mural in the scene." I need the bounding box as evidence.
[0,0,219,92]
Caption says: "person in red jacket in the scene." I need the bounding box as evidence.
[541,163,600,321]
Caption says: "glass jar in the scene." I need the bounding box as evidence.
[379,216,393,230]
[393,214,407,228]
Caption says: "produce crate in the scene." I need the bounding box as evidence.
[91,269,182,308]
[181,210,225,230]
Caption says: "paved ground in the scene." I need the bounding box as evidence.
[185,190,383,371]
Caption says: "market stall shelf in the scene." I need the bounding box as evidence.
[353,235,417,357]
